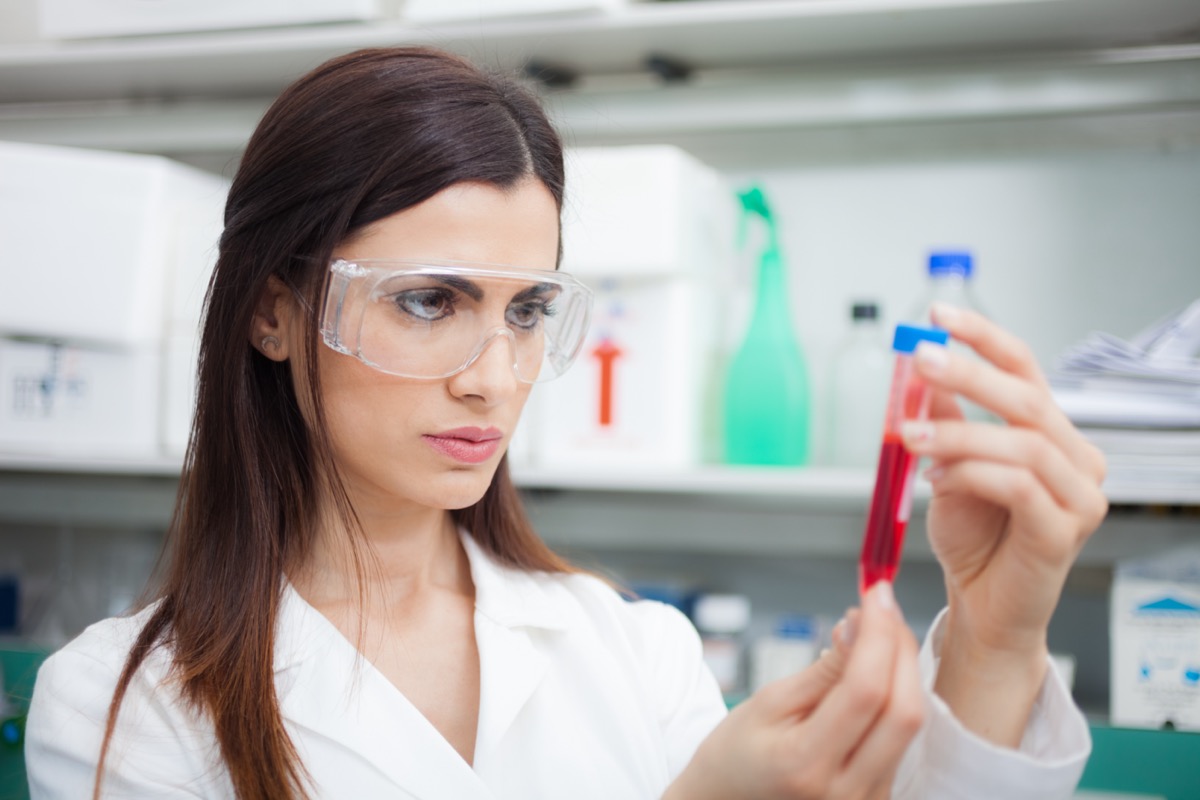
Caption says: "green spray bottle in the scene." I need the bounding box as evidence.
[722,186,810,466]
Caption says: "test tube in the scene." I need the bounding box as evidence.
[858,323,950,596]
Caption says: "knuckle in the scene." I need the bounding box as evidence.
[1008,470,1040,505]
[784,765,829,798]
[1088,492,1110,527]
[1015,386,1047,425]
[845,680,887,717]
[893,698,926,738]
[1014,340,1038,372]
[1020,430,1051,465]
[1090,444,1108,484]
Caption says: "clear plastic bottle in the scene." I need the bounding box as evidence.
[907,251,992,421]
[828,302,891,469]
[907,251,986,324]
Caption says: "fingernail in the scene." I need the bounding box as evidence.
[818,647,832,660]
[915,341,948,372]
[870,581,895,612]
[901,421,935,445]
[930,302,960,328]
[923,463,945,482]
[840,614,859,649]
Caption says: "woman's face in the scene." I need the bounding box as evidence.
[313,178,559,514]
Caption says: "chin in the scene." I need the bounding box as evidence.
[424,467,498,511]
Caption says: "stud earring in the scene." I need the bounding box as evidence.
[261,335,280,352]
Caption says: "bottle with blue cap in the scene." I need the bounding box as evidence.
[908,250,992,421]
[908,250,986,324]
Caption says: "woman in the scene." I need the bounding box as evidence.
[25,47,1106,799]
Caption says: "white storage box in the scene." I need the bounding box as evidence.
[532,145,732,471]
[38,0,387,39]
[0,140,227,347]
[0,140,228,459]
[0,338,160,458]
[403,0,635,24]
[1111,547,1200,731]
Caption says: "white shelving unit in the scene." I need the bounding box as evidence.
[2,0,1198,101]
[2,0,1199,154]
[0,0,1196,559]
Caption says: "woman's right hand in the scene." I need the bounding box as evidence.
[664,582,924,800]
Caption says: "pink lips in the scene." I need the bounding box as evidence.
[423,426,503,465]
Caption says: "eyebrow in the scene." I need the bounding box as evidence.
[433,277,558,303]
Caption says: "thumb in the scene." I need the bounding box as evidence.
[756,609,858,720]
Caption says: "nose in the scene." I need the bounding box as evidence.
[446,329,522,406]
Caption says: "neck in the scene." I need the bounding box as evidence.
[290,485,473,610]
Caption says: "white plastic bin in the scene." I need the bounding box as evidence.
[533,145,732,471]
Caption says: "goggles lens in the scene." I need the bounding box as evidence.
[320,259,593,383]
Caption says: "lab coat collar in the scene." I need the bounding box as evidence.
[273,583,492,799]
[271,529,572,672]
[458,530,575,633]
[270,529,577,799]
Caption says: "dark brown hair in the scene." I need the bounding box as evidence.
[97,47,573,800]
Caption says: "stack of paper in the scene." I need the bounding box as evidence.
[1052,299,1200,497]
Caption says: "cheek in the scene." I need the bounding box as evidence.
[318,352,422,463]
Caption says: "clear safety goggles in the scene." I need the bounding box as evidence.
[319,259,594,384]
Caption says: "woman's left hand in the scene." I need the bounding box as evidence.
[900,302,1108,745]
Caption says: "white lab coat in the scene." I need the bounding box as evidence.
[26,532,1091,799]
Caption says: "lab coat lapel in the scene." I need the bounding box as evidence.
[460,534,573,769]
[274,584,494,800]
[472,616,548,767]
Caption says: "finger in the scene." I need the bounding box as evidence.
[801,582,903,761]
[930,303,1047,387]
[835,627,924,795]
[927,387,965,422]
[928,460,1086,559]
[902,419,1107,521]
[913,341,1104,483]
[758,609,859,719]
[926,305,1106,482]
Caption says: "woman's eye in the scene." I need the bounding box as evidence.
[507,300,554,330]
[392,289,455,322]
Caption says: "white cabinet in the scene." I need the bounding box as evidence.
[0,1,1196,525]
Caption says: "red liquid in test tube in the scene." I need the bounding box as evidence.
[858,324,949,597]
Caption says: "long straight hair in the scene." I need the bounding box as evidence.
[96,47,573,800]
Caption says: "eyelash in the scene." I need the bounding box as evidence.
[387,289,556,330]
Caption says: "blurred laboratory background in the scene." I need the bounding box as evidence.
[2,1,1200,797]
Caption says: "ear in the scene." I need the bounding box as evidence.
[249,276,299,361]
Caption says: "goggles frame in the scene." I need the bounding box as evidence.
[319,258,594,384]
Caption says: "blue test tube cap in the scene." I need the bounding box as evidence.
[929,251,973,277]
[892,323,950,354]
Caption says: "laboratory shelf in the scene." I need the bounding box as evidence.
[0,454,1197,511]
[2,0,1198,104]
[1,461,1194,566]
[2,453,1196,506]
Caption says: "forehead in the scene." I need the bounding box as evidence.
[337,179,560,272]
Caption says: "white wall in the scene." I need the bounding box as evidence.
[719,149,1200,460]
[0,0,41,44]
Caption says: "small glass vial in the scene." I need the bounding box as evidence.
[859,324,949,597]
[829,301,891,468]
[693,593,752,697]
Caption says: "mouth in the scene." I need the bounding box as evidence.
[423,426,504,465]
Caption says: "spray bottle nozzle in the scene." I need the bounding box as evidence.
[736,184,780,258]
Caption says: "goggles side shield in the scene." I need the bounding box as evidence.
[320,259,593,384]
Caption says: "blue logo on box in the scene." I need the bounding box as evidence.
[1134,597,1200,616]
